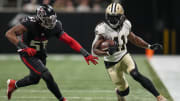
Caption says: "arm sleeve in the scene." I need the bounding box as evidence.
[59,32,83,52]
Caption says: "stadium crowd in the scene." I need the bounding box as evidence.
[22,0,111,12]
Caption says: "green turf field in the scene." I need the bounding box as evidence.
[0,55,173,101]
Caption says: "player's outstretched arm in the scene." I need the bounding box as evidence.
[59,32,99,65]
[5,24,37,56]
[128,32,162,50]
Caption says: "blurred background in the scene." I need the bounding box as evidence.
[0,0,179,54]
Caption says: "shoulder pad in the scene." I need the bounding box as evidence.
[55,20,63,31]
[95,22,106,35]
[56,20,62,27]
[21,16,36,23]
[123,19,132,29]
[54,20,64,36]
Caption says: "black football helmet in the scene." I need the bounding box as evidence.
[105,3,125,28]
[36,4,57,29]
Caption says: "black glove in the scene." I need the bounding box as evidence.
[149,43,163,50]
[108,42,119,55]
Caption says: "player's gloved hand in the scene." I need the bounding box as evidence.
[80,48,99,65]
[84,54,99,65]
[18,47,37,56]
[17,41,37,56]
[149,43,163,50]
[107,42,119,55]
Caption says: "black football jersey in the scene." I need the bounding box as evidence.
[20,16,64,58]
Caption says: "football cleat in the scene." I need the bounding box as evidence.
[115,88,126,101]
[63,97,68,101]
[157,95,167,101]
[60,97,68,101]
[7,79,16,100]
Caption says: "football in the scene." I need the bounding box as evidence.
[99,40,115,51]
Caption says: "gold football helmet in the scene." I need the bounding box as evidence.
[105,3,125,28]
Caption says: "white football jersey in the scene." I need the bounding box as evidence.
[92,19,132,62]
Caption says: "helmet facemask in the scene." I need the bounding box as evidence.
[39,15,57,29]
[106,14,121,28]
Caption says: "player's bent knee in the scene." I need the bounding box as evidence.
[32,79,40,84]
[29,76,41,85]
[42,70,54,82]
[130,69,143,81]
[115,81,127,90]
[117,87,130,96]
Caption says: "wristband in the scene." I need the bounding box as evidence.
[80,48,90,57]
[17,41,27,49]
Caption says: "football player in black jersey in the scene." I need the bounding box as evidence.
[5,5,98,101]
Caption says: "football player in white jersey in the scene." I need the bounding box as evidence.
[92,3,167,101]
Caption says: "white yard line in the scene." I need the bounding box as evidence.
[0,89,117,100]
[149,55,180,101]
[0,54,83,61]
[0,96,117,100]
[0,89,114,93]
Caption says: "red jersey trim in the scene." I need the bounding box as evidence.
[21,57,41,75]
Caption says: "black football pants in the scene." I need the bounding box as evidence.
[16,56,63,101]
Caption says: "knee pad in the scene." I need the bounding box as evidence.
[116,87,130,96]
